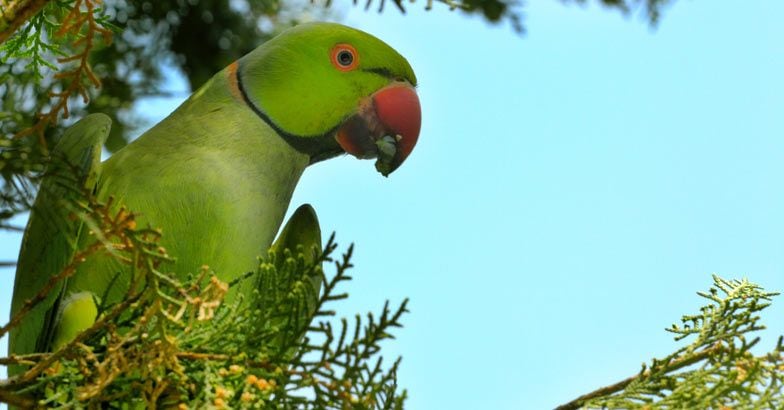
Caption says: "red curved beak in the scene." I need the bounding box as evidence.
[336,83,421,176]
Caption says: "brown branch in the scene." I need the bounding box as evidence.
[0,353,46,366]
[0,0,52,44]
[554,343,725,410]
[0,388,36,408]
[176,352,232,361]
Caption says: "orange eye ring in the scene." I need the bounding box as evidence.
[330,44,359,71]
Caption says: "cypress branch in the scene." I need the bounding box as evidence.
[557,276,783,409]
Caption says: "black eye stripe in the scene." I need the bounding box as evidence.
[363,67,395,79]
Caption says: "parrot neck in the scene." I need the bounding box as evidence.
[229,60,344,164]
[99,70,312,284]
[121,69,312,214]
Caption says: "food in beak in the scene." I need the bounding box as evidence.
[336,83,421,176]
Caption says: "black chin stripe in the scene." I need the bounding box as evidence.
[235,61,343,162]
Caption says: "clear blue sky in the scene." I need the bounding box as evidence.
[2,1,783,408]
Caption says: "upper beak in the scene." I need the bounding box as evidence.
[336,82,421,176]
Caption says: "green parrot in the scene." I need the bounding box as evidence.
[8,22,421,375]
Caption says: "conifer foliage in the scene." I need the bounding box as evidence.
[0,178,408,408]
[558,276,783,409]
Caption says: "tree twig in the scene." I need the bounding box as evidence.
[0,388,35,408]
[0,353,45,366]
[0,0,52,44]
[554,343,725,410]
[14,0,112,148]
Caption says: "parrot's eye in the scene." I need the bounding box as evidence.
[330,44,359,71]
[338,50,353,65]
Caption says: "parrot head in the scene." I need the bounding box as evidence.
[237,22,421,176]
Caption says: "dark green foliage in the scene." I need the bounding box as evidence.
[90,0,307,152]
[563,0,674,25]
[366,0,672,34]
[358,0,521,30]
[0,131,53,236]
[0,0,293,153]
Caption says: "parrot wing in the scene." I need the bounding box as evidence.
[9,114,110,372]
[269,203,324,309]
[250,203,323,359]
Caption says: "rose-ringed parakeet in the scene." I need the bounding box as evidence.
[8,22,421,375]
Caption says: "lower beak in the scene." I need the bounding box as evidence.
[336,83,421,176]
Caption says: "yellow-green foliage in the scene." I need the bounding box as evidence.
[558,276,783,410]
